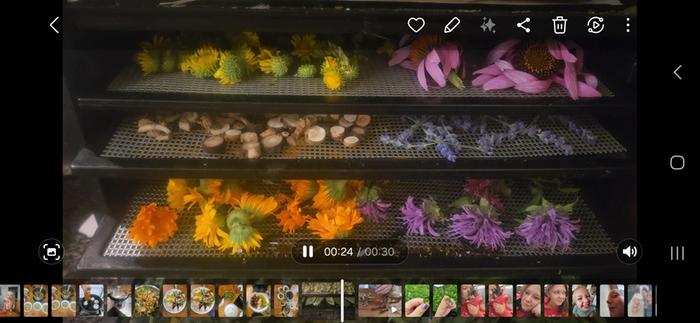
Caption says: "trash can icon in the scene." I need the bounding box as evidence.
[552,16,567,34]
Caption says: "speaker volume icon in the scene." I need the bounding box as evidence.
[622,245,637,258]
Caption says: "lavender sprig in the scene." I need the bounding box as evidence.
[552,115,597,145]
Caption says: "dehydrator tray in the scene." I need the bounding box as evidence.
[101,115,625,160]
[107,57,614,99]
[103,180,616,260]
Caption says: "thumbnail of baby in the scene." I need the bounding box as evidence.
[572,286,596,317]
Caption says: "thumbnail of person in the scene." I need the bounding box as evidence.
[515,284,542,317]
[600,284,624,317]
[404,284,430,317]
[0,285,20,317]
[487,284,513,317]
[52,284,77,317]
[628,284,653,317]
[544,284,569,317]
[460,284,485,317]
[358,284,402,317]
[432,284,458,317]
[571,284,597,317]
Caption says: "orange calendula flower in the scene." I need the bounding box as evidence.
[193,200,228,248]
[308,205,364,240]
[128,203,178,247]
[201,179,223,196]
[287,180,318,202]
[312,180,359,209]
[234,193,278,222]
[276,199,309,233]
[167,179,189,211]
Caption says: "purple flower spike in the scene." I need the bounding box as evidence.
[516,208,581,251]
[400,196,440,236]
[359,200,392,222]
[448,208,512,250]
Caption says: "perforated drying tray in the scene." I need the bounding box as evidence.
[104,180,616,259]
[101,115,625,160]
[108,57,613,99]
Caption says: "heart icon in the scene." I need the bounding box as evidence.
[407,17,425,33]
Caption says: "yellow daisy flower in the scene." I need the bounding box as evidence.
[181,46,220,78]
[183,187,205,210]
[166,179,189,211]
[323,69,343,91]
[234,193,278,222]
[290,34,317,63]
[193,200,228,248]
[219,222,264,254]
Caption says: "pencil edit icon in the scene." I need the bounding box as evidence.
[444,17,461,33]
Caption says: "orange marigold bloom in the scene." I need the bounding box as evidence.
[287,180,318,202]
[276,199,309,233]
[308,205,364,240]
[128,203,178,247]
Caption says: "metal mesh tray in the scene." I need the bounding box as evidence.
[101,115,625,160]
[108,57,613,99]
[104,180,615,259]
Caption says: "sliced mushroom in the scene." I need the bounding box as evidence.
[242,142,261,159]
[330,125,346,142]
[137,118,154,128]
[282,114,302,128]
[267,117,285,130]
[305,125,326,145]
[203,135,225,154]
[209,123,230,136]
[178,119,191,132]
[343,114,358,123]
[355,115,371,128]
[259,128,277,138]
[262,134,283,154]
[338,118,354,128]
[241,132,259,143]
[343,136,360,148]
[351,126,366,139]
[224,129,241,142]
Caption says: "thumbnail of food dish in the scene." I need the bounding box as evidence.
[273,284,299,317]
[134,284,160,317]
[190,284,216,318]
[24,284,49,317]
[162,284,187,317]
[106,285,132,317]
[78,284,104,317]
[218,284,244,318]
[246,285,271,317]
[51,284,76,317]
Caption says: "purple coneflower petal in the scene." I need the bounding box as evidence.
[553,76,602,98]
[389,47,411,66]
[425,50,447,87]
[495,60,515,71]
[472,73,495,86]
[565,41,585,73]
[473,63,502,76]
[487,39,521,64]
[514,79,552,94]
[547,39,562,60]
[558,42,577,63]
[563,62,579,100]
[399,60,417,71]
[483,75,515,91]
[417,59,429,91]
[437,43,461,76]
[504,69,538,84]
[582,72,598,88]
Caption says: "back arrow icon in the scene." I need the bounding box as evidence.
[50,17,59,34]
[674,65,682,80]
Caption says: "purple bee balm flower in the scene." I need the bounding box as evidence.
[448,207,512,250]
[465,179,504,211]
[400,196,440,236]
[389,35,465,91]
[516,208,581,251]
[359,200,392,222]
[472,39,601,100]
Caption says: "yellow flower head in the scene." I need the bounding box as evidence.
[240,47,259,70]
[213,51,245,85]
[166,179,189,211]
[321,56,340,74]
[181,46,220,78]
[128,203,178,247]
[234,193,278,222]
[308,205,363,240]
[219,222,263,254]
[276,199,309,233]
[258,49,290,77]
[312,180,358,209]
[323,69,344,91]
[287,180,319,202]
[193,200,228,248]
[240,32,260,50]
[183,187,205,210]
[136,50,160,76]
[291,34,317,62]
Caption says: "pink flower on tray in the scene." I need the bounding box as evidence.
[472,39,602,100]
[388,35,467,91]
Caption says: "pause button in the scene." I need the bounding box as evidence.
[302,245,314,258]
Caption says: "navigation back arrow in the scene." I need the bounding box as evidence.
[674,65,682,80]
[50,17,59,34]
